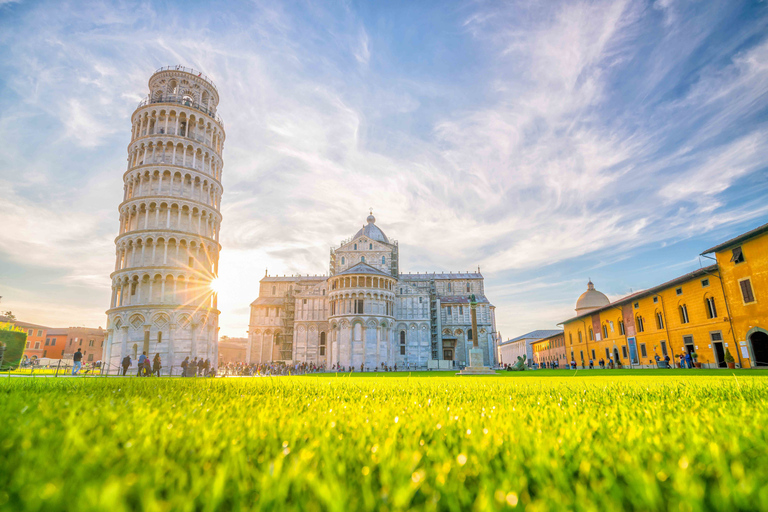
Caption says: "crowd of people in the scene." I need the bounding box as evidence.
[119,352,214,377]
[503,352,697,370]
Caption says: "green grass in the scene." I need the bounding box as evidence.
[1,375,767,511]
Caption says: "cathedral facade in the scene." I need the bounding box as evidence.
[247,214,498,369]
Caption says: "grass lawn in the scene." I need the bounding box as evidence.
[1,374,767,511]
[307,368,768,378]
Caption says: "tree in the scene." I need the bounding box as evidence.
[2,311,15,321]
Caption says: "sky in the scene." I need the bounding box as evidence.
[0,0,767,341]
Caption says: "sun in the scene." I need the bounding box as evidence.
[210,277,223,294]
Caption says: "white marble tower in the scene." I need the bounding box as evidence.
[104,66,225,374]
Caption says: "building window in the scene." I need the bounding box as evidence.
[354,244,357,250]
[382,256,386,264]
[591,349,596,360]
[619,320,625,336]
[466,283,470,292]
[131,282,137,295]
[34,342,40,349]
[341,257,345,265]
[660,341,668,356]
[468,329,473,341]
[711,331,723,342]
[37,330,42,337]
[419,297,422,303]
[683,335,693,348]
[89,339,94,347]
[319,332,326,356]
[640,343,647,358]
[636,316,644,333]
[578,331,583,343]
[656,312,664,329]
[589,327,593,341]
[447,306,451,315]
[622,346,628,358]
[354,299,364,314]
[701,278,709,287]
[447,283,451,292]
[569,333,573,345]
[45,338,50,346]
[88,354,94,362]
[303,299,307,304]
[369,243,372,250]
[400,331,406,355]
[679,305,689,324]
[739,278,756,304]
[634,302,639,309]
[27,329,32,336]
[705,297,717,319]
[459,306,463,315]
[43,350,47,357]
[676,288,682,296]
[26,342,30,349]
[361,256,365,263]
[602,324,608,339]
[731,247,744,264]
[157,332,162,344]
[653,296,658,303]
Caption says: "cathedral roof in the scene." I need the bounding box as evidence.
[575,280,610,314]
[337,262,391,277]
[439,294,492,306]
[250,297,286,306]
[400,272,483,281]
[353,213,390,244]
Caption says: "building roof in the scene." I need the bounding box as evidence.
[353,214,390,244]
[9,320,51,330]
[250,297,286,307]
[700,221,768,255]
[531,331,565,345]
[559,264,718,325]
[440,295,491,305]
[499,329,563,346]
[400,272,483,281]
[337,262,392,277]
[260,275,326,282]
[575,280,610,313]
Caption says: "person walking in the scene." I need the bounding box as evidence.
[685,351,693,369]
[204,358,211,377]
[197,358,205,377]
[121,355,131,376]
[181,356,190,377]
[137,352,147,377]
[152,353,162,377]
[72,349,83,376]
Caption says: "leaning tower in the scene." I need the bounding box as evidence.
[104,66,225,375]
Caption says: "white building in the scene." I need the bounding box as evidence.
[497,329,562,367]
[103,66,225,374]
[248,214,498,369]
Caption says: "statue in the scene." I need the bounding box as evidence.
[507,354,526,371]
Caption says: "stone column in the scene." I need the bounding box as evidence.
[167,323,175,376]
[191,322,198,360]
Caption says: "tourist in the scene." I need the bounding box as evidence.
[679,354,685,369]
[72,348,83,376]
[570,359,576,369]
[204,358,211,377]
[589,359,594,369]
[664,354,671,368]
[198,358,205,377]
[685,351,693,369]
[137,352,147,377]
[121,355,131,376]
[143,356,151,377]
[192,357,198,377]
[152,353,162,377]
[181,356,190,377]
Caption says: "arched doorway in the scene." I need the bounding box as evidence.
[749,329,768,367]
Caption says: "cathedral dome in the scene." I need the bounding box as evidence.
[354,213,389,243]
[575,280,610,314]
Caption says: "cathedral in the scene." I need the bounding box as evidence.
[247,213,499,369]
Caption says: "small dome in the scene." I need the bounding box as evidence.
[354,212,389,243]
[575,280,609,314]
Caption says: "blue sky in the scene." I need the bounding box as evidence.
[0,0,767,340]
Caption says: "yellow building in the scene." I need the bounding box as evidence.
[701,222,768,367]
[531,331,566,368]
[562,267,730,368]
[560,221,768,369]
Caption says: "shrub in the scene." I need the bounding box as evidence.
[0,329,27,370]
[725,349,735,364]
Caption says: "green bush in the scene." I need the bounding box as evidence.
[0,330,26,370]
[725,349,735,363]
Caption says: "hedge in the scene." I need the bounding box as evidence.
[0,330,27,370]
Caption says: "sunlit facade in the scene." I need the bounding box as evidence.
[103,66,225,374]
[248,214,498,369]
